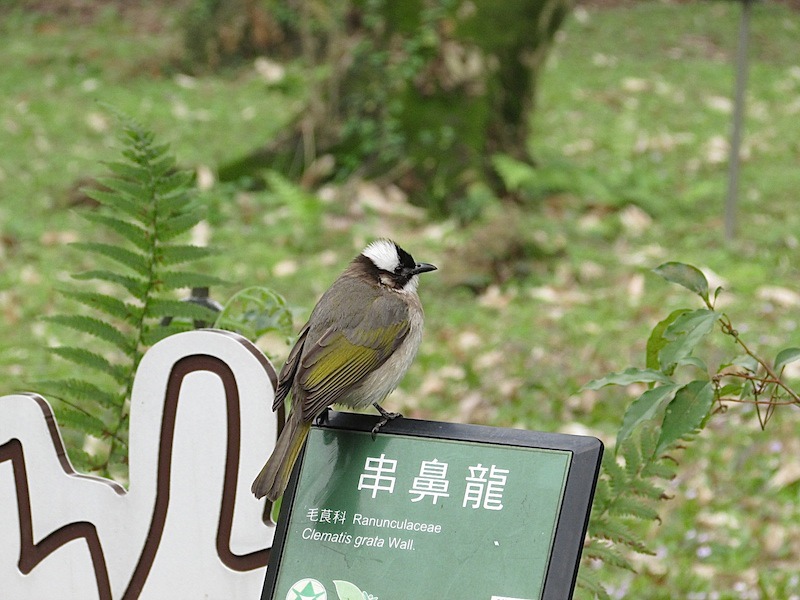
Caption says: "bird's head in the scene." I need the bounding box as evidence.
[359,239,437,293]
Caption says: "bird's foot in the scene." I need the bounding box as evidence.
[371,403,402,438]
[314,407,331,426]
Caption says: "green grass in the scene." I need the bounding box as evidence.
[2,2,800,597]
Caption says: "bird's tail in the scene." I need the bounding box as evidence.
[251,413,311,501]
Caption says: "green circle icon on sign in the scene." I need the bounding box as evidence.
[286,578,327,600]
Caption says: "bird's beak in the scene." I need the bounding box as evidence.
[411,262,437,275]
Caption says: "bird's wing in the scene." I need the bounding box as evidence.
[272,325,310,411]
[296,295,410,420]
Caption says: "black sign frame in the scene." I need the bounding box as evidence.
[261,411,603,600]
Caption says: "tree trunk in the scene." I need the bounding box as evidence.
[217,0,575,216]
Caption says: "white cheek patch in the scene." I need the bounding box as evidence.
[401,275,419,294]
[363,239,400,272]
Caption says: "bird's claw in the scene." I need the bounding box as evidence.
[371,403,401,439]
[314,407,331,426]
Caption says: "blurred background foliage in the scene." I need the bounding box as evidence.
[2,0,800,597]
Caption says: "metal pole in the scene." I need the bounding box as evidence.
[725,0,753,241]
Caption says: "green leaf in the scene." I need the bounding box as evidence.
[617,384,681,449]
[657,380,714,454]
[716,382,744,398]
[96,176,150,206]
[104,160,148,181]
[621,437,642,480]
[653,261,710,304]
[607,495,660,521]
[73,270,148,298]
[59,289,140,323]
[155,190,194,215]
[157,244,212,266]
[81,212,152,251]
[50,346,127,384]
[156,209,204,241]
[583,367,673,390]
[83,186,143,219]
[601,452,627,495]
[659,309,717,374]
[158,271,227,291]
[332,580,364,600]
[645,309,689,370]
[150,153,177,177]
[141,325,186,347]
[70,242,150,276]
[49,405,107,440]
[641,459,677,481]
[38,378,121,409]
[156,169,193,194]
[45,314,134,354]
[774,347,800,373]
[589,517,652,554]
[677,356,708,373]
[576,568,614,600]
[214,286,294,343]
[580,540,635,572]
[144,299,219,323]
[627,476,667,501]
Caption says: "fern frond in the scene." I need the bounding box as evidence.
[73,270,148,298]
[103,160,148,181]
[49,347,127,384]
[636,424,656,458]
[601,453,628,494]
[94,176,152,211]
[155,209,204,241]
[49,407,109,443]
[84,186,143,219]
[144,299,219,322]
[70,242,150,276]
[155,192,195,218]
[155,170,193,194]
[81,212,152,251]
[607,495,660,521]
[48,112,226,482]
[155,198,197,224]
[148,153,177,177]
[591,477,611,506]
[38,378,120,410]
[157,244,213,266]
[621,437,642,480]
[158,271,227,291]
[590,517,653,555]
[582,539,636,572]
[45,314,134,354]
[641,459,677,481]
[59,289,141,324]
[140,324,188,347]
[627,476,667,501]
[576,571,612,600]
[581,419,683,593]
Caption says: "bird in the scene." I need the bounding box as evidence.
[251,239,437,501]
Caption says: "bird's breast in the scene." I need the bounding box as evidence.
[346,306,424,409]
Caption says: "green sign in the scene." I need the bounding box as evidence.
[261,412,602,600]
